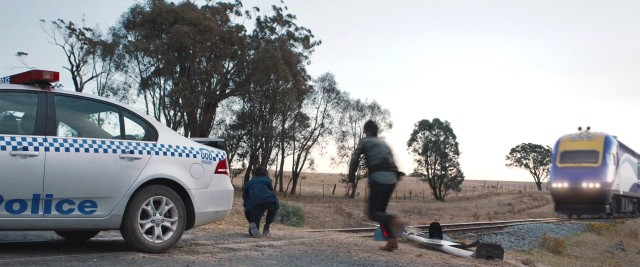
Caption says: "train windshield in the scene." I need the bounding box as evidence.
[558,150,600,164]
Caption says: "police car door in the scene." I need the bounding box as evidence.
[43,94,153,218]
[0,91,46,218]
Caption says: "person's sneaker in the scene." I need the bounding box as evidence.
[263,230,271,237]
[249,223,260,238]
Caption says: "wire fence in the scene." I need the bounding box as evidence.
[286,181,549,201]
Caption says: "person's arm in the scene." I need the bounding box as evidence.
[242,182,249,209]
[267,178,275,192]
[347,139,366,184]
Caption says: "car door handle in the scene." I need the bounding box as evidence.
[10,151,40,157]
[119,154,143,160]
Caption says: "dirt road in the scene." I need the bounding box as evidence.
[0,227,513,267]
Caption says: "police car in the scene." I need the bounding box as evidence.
[0,70,233,253]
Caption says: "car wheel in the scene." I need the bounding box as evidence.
[55,231,100,241]
[120,185,186,253]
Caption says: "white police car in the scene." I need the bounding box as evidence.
[0,70,233,253]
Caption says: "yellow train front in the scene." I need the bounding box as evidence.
[549,131,640,217]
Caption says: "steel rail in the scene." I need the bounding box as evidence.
[299,218,567,234]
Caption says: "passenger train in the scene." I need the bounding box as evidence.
[549,129,640,217]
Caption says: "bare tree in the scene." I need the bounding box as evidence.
[41,18,100,92]
[287,73,346,195]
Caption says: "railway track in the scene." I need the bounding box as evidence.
[300,218,569,235]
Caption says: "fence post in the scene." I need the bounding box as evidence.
[409,190,412,200]
[365,186,367,199]
[332,184,337,195]
[473,186,475,195]
[323,184,325,198]
[422,190,424,200]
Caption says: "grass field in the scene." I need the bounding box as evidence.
[216,171,639,266]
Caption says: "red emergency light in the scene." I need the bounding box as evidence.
[0,70,60,86]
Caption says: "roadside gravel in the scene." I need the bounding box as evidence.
[471,222,588,251]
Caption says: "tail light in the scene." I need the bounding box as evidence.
[215,159,229,175]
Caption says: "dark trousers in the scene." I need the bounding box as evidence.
[246,202,278,230]
[368,181,397,238]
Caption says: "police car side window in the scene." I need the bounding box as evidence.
[54,95,121,139]
[123,110,157,142]
[0,92,38,136]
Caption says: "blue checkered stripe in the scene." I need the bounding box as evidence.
[0,136,216,159]
[0,136,46,152]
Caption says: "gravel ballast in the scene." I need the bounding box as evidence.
[470,222,587,250]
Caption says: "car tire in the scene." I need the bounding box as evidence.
[120,185,186,253]
[55,231,100,241]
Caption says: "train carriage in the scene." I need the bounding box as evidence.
[549,129,640,217]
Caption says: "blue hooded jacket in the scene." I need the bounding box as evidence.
[242,175,279,211]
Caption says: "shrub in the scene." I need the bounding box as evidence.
[540,235,567,255]
[277,202,305,227]
[587,222,612,235]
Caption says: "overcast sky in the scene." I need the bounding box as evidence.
[2,0,640,181]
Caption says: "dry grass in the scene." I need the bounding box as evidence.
[513,219,640,267]
[223,171,640,266]
[230,172,556,228]
[540,235,567,255]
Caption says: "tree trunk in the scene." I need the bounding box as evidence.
[278,134,286,193]
[535,181,542,191]
[349,179,358,199]
[289,175,299,195]
[244,156,255,184]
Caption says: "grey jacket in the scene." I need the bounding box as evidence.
[348,136,399,184]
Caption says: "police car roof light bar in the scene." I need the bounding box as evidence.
[2,70,60,86]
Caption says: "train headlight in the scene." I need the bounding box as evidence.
[581,182,601,189]
[552,182,570,188]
